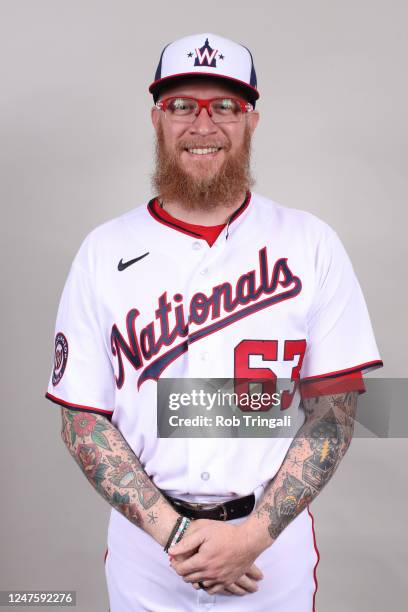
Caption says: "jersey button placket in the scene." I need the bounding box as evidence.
[186,237,226,379]
[185,241,220,501]
[186,239,209,376]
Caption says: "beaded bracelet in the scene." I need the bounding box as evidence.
[175,517,190,543]
[170,516,191,550]
[164,516,191,553]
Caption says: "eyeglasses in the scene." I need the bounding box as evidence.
[155,96,254,124]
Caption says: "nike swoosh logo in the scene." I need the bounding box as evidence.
[118,252,149,271]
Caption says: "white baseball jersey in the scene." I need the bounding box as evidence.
[46,191,382,611]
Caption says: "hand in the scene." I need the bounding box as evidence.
[191,563,264,596]
[168,518,263,588]
[168,524,263,596]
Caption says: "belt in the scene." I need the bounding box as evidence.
[163,492,255,521]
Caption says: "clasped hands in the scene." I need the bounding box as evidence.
[168,518,264,597]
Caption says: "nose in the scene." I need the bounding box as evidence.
[188,107,218,135]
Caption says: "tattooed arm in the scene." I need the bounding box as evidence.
[242,390,358,555]
[60,408,181,547]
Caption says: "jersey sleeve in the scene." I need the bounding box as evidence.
[300,228,383,399]
[45,247,115,419]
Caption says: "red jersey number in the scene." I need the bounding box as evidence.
[234,339,306,411]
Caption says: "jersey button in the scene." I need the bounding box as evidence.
[192,241,203,251]
[201,471,210,481]
[200,267,208,275]
[200,351,209,361]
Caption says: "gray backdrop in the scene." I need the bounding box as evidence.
[1,0,407,610]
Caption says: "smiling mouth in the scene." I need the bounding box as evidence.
[184,146,223,157]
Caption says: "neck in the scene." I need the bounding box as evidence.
[159,190,248,226]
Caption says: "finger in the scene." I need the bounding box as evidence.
[169,551,195,568]
[182,572,213,584]
[191,580,218,591]
[170,546,200,564]
[170,554,208,578]
[246,564,264,581]
[233,574,259,594]
[205,583,227,595]
[192,581,234,596]
[168,531,204,556]
[210,584,232,596]
[223,582,248,596]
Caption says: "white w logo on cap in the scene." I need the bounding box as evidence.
[195,45,218,66]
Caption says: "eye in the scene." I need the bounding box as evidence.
[212,98,240,114]
[220,98,234,109]
[168,98,196,114]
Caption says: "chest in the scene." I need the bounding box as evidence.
[99,237,315,390]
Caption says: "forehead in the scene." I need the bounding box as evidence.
[157,77,247,100]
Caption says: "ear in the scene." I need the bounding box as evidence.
[247,110,260,134]
[151,105,160,131]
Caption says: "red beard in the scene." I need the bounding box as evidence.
[151,119,255,211]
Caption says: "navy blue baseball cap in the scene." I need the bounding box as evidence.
[149,33,259,107]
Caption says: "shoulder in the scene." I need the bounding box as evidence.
[251,192,337,242]
[71,202,150,272]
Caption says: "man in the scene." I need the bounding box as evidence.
[45,33,383,611]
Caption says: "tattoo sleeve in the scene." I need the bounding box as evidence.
[250,391,358,546]
[60,408,180,546]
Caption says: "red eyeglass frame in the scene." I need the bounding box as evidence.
[155,96,254,118]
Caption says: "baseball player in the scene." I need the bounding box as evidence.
[45,33,383,611]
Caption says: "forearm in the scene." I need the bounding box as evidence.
[244,391,358,555]
[61,408,180,547]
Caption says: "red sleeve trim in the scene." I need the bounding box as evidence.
[300,371,365,399]
[301,359,383,383]
[45,392,114,419]
[300,360,383,399]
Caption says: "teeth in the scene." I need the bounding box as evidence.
[188,147,220,155]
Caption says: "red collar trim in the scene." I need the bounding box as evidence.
[147,191,252,244]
